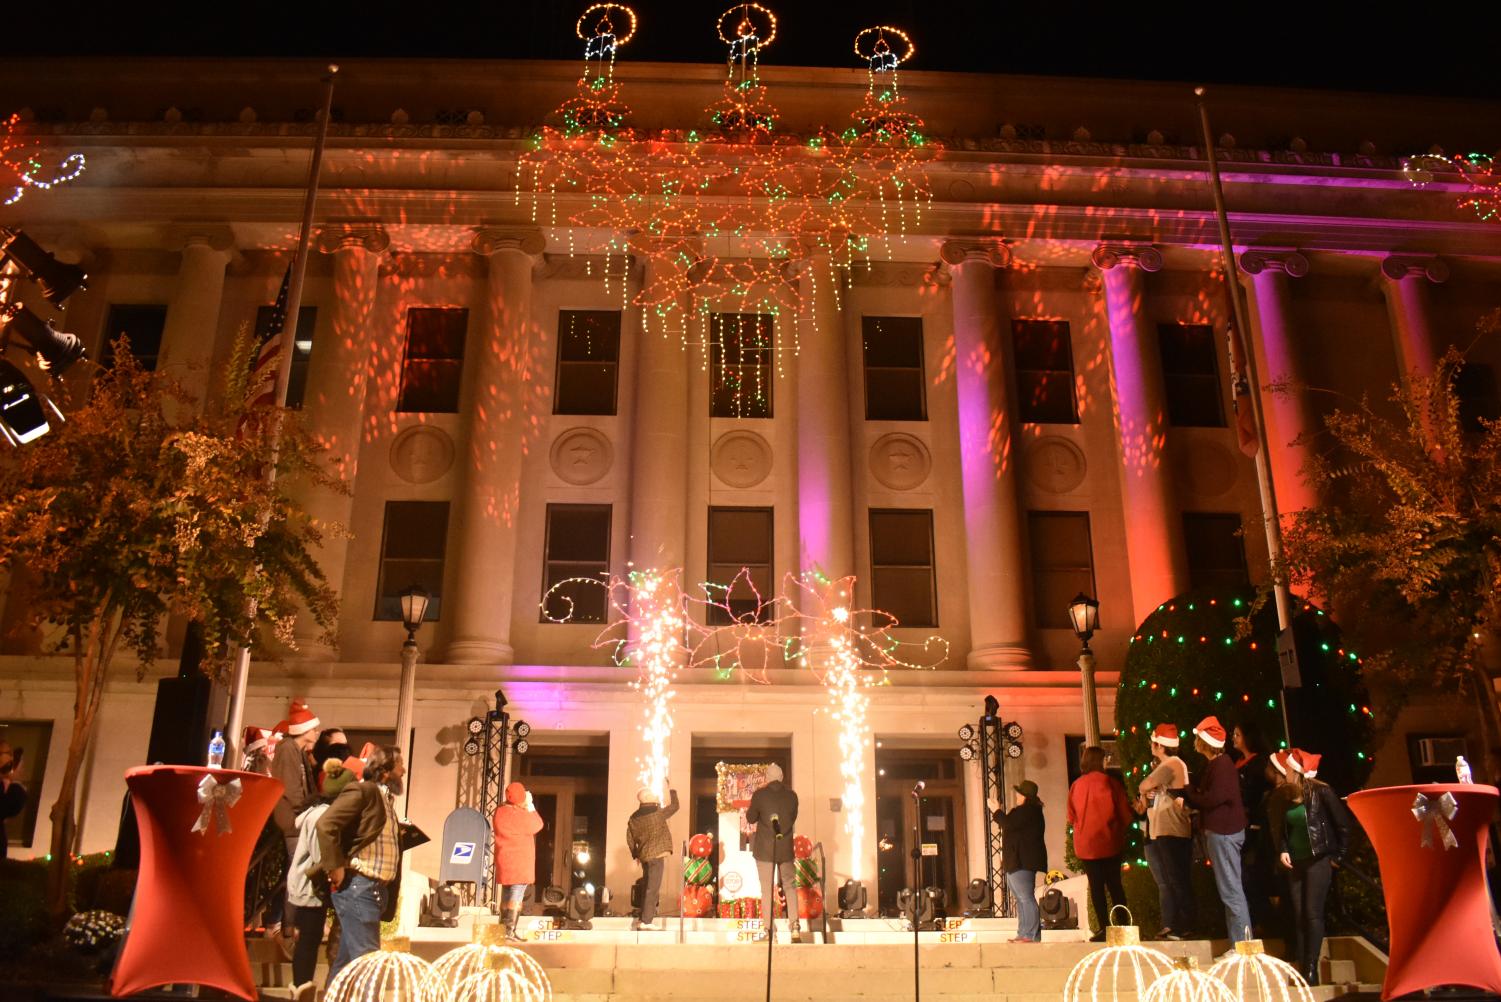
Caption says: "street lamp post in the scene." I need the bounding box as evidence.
[1068,593,1102,747]
[394,585,431,772]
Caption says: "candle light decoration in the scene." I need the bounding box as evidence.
[325,937,433,1002]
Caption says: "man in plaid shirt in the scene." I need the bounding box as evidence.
[313,745,406,984]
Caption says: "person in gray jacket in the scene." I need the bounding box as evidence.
[745,764,799,941]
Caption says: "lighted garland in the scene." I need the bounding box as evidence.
[0,113,85,206]
[1404,152,1501,222]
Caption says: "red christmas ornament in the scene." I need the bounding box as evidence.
[796,885,824,920]
[688,833,714,859]
[793,834,813,860]
[680,883,715,918]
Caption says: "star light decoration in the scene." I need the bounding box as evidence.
[541,565,947,865]
[0,113,86,206]
[1404,152,1501,222]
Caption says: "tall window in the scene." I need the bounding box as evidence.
[869,509,937,627]
[1158,324,1225,427]
[1456,363,1501,432]
[541,505,612,623]
[554,310,621,415]
[710,313,773,419]
[101,304,168,370]
[255,306,317,409]
[1027,511,1096,628]
[1182,513,1248,590]
[707,507,774,623]
[397,307,468,413]
[374,501,449,621]
[862,316,926,421]
[1012,319,1078,424]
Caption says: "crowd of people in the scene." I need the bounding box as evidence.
[1014,714,1352,984]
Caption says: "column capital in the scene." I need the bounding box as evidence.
[167,224,235,255]
[316,222,391,256]
[471,226,545,258]
[1090,242,1162,273]
[1380,254,1449,284]
[1239,247,1309,278]
[939,238,1011,269]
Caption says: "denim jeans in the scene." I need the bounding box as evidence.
[639,857,665,924]
[328,873,385,986]
[1006,869,1040,941]
[1204,829,1253,944]
[1146,836,1196,933]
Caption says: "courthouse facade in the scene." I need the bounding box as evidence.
[0,54,1497,912]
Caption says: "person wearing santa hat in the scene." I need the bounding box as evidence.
[271,699,323,938]
[242,727,275,775]
[1184,715,1253,946]
[1134,724,1195,939]
[1266,749,1349,985]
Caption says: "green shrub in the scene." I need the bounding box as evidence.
[0,858,51,948]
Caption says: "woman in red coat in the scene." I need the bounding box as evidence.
[1067,745,1134,941]
[492,781,544,941]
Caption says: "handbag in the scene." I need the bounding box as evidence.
[398,820,430,852]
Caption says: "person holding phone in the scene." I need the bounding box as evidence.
[0,740,25,859]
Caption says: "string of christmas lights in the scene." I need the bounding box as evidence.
[0,113,86,206]
[1405,152,1501,222]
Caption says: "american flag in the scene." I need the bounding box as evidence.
[245,265,292,414]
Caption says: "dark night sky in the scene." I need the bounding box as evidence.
[10,2,1496,100]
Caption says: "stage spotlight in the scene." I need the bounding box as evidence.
[463,737,480,756]
[837,878,867,918]
[513,720,531,738]
[540,885,567,912]
[5,307,84,373]
[0,228,88,306]
[513,737,529,755]
[563,885,595,929]
[1006,742,1023,759]
[1004,721,1024,741]
[963,878,992,917]
[419,881,460,928]
[983,695,1000,719]
[957,724,974,741]
[959,744,975,762]
[896,887,938,930]
[0,358,56,446]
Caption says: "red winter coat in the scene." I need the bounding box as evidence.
[1067,771,1134,860]
[492,803,544,886]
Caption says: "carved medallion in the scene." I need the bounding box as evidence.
[711,431,772,489]
[1025,437,1087,494]
[870,433,931,491]
[1174,439,1237,498]
[550,428,613,485]
[390,426,455,484]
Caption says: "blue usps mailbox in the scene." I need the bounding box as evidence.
[439,806,488,888]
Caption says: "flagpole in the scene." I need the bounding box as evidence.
[223,64,339,768]
[1195,86,1297,739]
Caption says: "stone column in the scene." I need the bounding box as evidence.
[445,227,545,665]
[1380,255,1450,380]
[1240,248,1317,517]
[627,254,690,577]
[795,253,855,580]
[1092,242,1188,626]
[939,239,1030,669]
[292,223,389,652]
[158,228,233,408]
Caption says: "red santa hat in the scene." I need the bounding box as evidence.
[243,727,271,755]
[1290,749,1321,779]
[1150,723,1180,748]
[284,699,320,736]
[1193,715,1227,749]
[1270,749,1293,776]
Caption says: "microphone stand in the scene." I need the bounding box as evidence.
[766,817,781,1002]
[911,787,924,1002]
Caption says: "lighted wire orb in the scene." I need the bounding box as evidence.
[423,925,552,1002]
[326,937,433,1002]
[1062,920,1177,1002]
[1208,939,1313,1002]
[1144,956,1241,1002]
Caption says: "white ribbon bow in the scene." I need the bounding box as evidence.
[1411,791,1459,850]
[192,774,243,836]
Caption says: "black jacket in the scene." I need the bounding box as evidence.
[1267,780,1350,863]
[995,798,1047,874]
[746,780,799,863]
